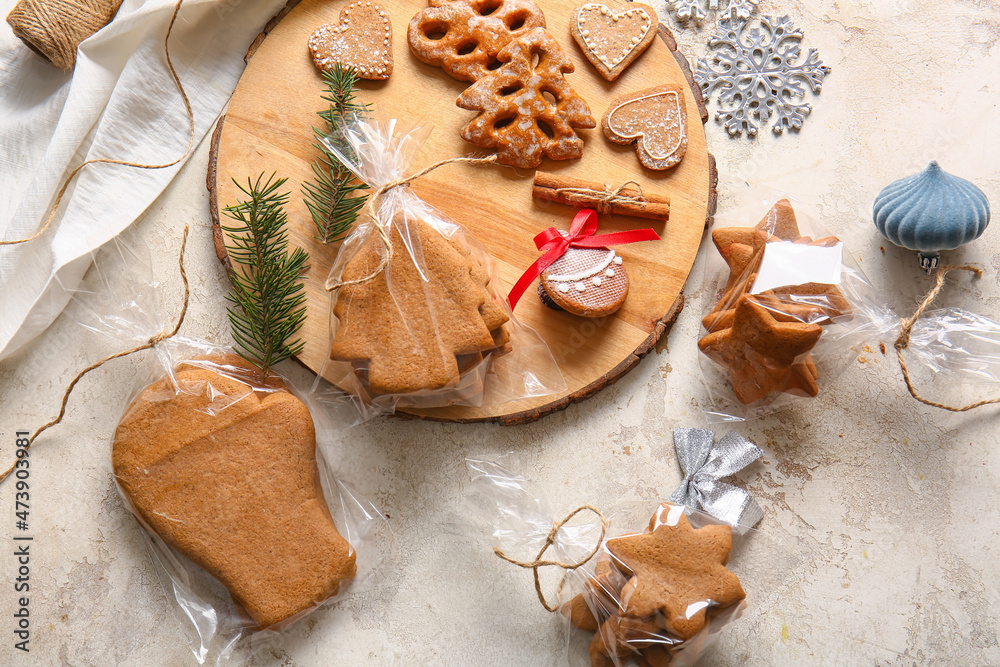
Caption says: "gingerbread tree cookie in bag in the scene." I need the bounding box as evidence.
[318,112,563,412]
[408,0,547,82]
[457,28,596,168]
[330,213,509,395]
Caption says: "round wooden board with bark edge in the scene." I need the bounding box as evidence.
[208,0,718,425]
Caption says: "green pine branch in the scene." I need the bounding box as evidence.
[304,63,371,244]
[222,173,309,377]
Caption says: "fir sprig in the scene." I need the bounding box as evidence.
[304,63,371,244]
[222,173,309,376]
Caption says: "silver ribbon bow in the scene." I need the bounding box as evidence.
[668,428,764,527]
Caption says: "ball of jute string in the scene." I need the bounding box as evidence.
[1,0,193,247]
[7,0,124,70]
[493,505,608,613]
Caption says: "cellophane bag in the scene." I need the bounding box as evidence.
[903,307,1000,383]
[467,457,754,667]
[698,196,886,421]
[63,233,392,665]
[316,111,564,417]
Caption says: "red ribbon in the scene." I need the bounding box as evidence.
[507,209,660,309]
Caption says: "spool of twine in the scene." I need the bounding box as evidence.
[7,0,124,70]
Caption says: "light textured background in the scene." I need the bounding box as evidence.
[3,0,1000,665]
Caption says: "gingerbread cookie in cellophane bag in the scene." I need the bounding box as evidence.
[315,110,565,419]
[41,231,394,665]
[697,196,886,421]
[465,452,781,667]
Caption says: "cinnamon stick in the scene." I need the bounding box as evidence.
[532,172,670,222]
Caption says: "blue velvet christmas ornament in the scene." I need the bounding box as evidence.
[873,161,990,271]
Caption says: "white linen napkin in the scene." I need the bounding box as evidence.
[0,0,285,361]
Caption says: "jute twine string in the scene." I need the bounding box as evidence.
[1,0,194,247]
[6,0,124,70]
[894,264,1000,412]
[554,181,648,215]
[324,155,500,292]
[0,225,190,486]
[493,505,607,613]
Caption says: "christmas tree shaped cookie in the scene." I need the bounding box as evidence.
[457,28,596,168]
[331,214,509,395]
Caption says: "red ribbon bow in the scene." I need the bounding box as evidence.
[507,209,661,309]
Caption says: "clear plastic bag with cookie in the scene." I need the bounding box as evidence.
[697,196,886,421]
[466,454,760,667]
[51,231,393,664]
[316,110,565,416]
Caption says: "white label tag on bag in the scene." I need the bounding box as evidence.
[751,242,844,294]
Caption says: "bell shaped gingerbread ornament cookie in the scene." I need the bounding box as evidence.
[873,161,991,271]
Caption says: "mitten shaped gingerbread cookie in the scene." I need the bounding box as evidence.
[457,28,596,168]
[330,214,509,394]
[112,355,357,629]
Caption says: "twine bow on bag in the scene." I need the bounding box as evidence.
[893,264,1000,412]
[323,154,499,292]
[493,505,608,613]
[668,428,764,527]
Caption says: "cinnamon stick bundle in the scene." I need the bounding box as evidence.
[533,172,670,222]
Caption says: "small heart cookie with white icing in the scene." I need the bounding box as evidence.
[540,244,629,318]
[602,83,688,171]
[309,1,393,81]
[571,2,658,81]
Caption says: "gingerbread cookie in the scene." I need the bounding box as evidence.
[539,242,629,317]
[571,2,658,81]
[112,355,357,629]
[330,214,509,395]
[309,1,393,80]
[457,28,596,168]
[602,84,688,171]
[703,200,852,335]
[699,293,823,404]
[408,0,546,82]
[605,504,745,641]
[562,556,626,633]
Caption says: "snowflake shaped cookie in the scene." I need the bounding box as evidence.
[695,14,831,137]
[667,0,759,22]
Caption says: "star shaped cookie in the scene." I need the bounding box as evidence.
[605,505,745,641]
[705,199,850,331]
[700,200,854,403]
[699,294,823,404]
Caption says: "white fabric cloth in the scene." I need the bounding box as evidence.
[0,0,285,360]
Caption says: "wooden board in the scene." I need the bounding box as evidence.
[208,0,716,424]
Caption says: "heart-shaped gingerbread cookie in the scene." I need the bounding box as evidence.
[309,1,393,80]
[571,2,658,81]
[602,84,688,171]
[112,355,357,629]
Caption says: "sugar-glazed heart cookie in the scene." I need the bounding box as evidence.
[571,2,658,81]
[602,84,688,171]
[309,1,393,80]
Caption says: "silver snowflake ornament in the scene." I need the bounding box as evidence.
[667,0,759,22]
[695,14,831,137]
